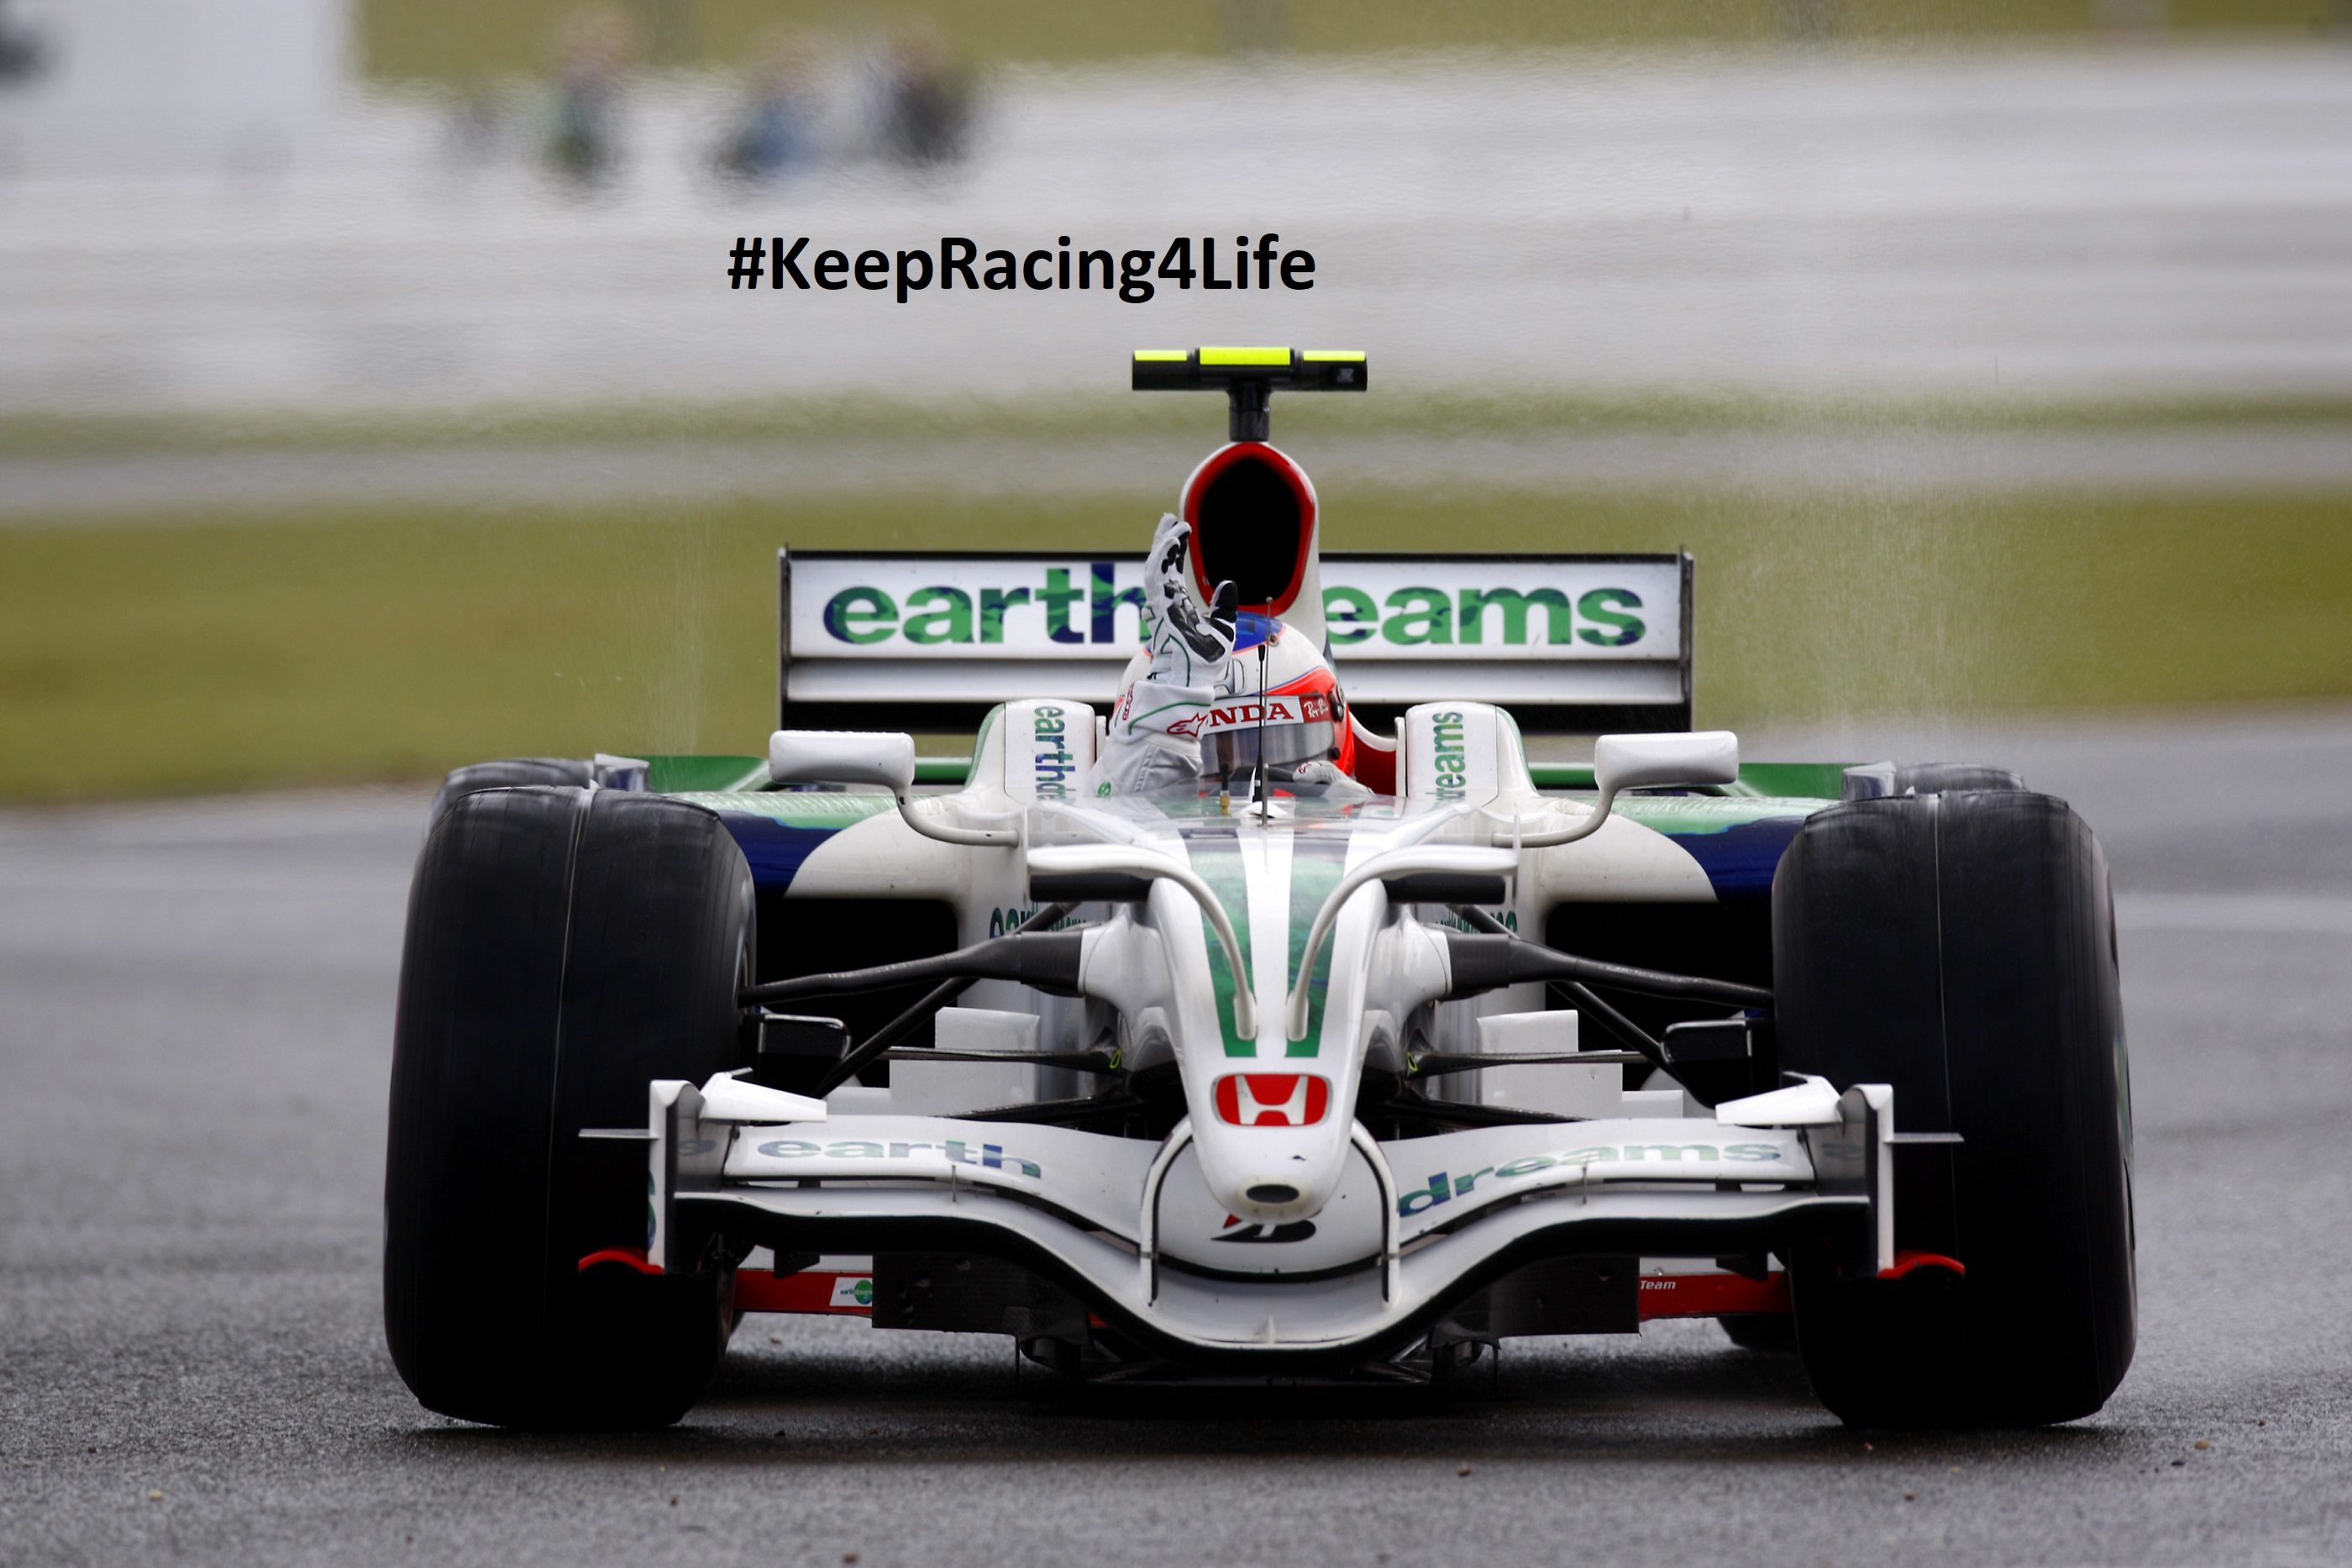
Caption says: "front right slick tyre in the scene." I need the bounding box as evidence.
[383,785,755,1429]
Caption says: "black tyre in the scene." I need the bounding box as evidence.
[428,758,594,824]
[1719,1314,1798,1353]
[384,786,756,1428]
[1840,761,2025,802]
[1773,789,2134,1426]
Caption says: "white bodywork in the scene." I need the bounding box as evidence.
[638,699,1897,1363]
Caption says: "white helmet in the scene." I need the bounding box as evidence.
[1178,615,1356,788]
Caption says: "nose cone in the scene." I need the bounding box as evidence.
[1191,1105,1349,1225]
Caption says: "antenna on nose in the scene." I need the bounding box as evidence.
[1253,638,1272,821]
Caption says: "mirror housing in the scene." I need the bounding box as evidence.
[768,729,1012,847]
[769,729,917,794]
[1592,730,1740,797]
[1515,730,1740,849]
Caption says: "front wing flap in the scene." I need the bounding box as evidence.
[643,1082,1893,1365]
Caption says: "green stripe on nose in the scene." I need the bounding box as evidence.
[1181,826,1257,1059]
[1284,832,1350,1057]
[1181,820,1355,1060]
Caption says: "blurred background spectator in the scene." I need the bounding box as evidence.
[874,18,970,168]
[717,26,824,181]
[0,0,46,85]
[546,4,636,181]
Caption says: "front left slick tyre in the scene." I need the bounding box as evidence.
[383,786,755,1429]
[1774,788,2135,1428]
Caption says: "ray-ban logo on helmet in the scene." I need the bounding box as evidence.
[1213,1073,1330,1126]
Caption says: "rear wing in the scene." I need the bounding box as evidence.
[777,548,1693,736]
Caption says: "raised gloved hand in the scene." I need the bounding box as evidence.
[1101,515,1242,794]
[1143,514,1237,678]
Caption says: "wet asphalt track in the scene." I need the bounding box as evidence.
[4,710,2351,1567]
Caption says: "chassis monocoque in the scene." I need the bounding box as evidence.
[383,349,2134,1429]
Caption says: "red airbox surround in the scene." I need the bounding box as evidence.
[1181,442,1317,616]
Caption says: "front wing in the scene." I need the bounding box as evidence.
[636,1082,1894,1368]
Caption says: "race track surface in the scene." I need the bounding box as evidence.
[5,711,2350,1566]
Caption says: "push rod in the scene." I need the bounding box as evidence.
[1442,929,1772,1011]
[1447,905,1670,1066]
[800,903,1075,1099]
[741,922,1082,1009]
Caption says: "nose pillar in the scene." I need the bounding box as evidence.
[1190,1101,1350,1225]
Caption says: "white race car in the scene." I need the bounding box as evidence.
[385,349,2134,1429]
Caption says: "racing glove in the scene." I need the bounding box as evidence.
[1284,758,1373,799]
[1102,515,1239,794]
[1143,514,1238,679]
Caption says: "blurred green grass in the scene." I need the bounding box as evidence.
[11,389,2352,460]
[362,0,2336,84]
[5,487,2349,803]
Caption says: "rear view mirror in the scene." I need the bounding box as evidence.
[1516,730,1739,849]
[769,729,1013,847]
[769,730,917,794]
[1592,731,1739,797]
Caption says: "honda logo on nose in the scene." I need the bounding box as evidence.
[1212,1073,1330,1126]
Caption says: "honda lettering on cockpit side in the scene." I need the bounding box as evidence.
[1170,694,1333,740]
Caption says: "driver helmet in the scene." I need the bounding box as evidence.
[1189,613,1357,786]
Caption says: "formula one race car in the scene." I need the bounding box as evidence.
[384,349,2134,1430]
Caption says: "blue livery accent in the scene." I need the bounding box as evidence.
[1659,814,1807,899]
[717,815,839,892]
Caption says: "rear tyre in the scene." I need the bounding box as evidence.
[384,786,756,1428]
[1719,1315,1798,1353]
[428,758,594,824]
[1773,789,2134,1427]
[1840,762,2025,802]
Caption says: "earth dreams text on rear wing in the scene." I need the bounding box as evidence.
[777,549,1693,737]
